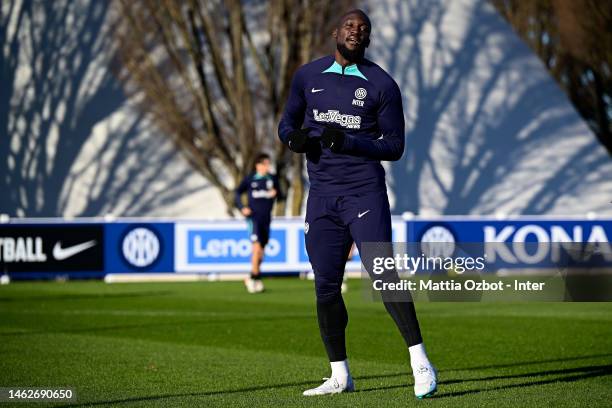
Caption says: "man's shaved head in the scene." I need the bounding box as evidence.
[338,9,371,31]
[333,9,372,63]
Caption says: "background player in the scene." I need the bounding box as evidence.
[278,9,437,398]
[235,153,280,294]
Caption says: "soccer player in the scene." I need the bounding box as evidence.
[235,153,280,294]
[278,9,437,398]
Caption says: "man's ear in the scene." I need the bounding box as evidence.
[332,28,338,39]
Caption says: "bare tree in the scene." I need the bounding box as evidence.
[491,0,612,155]
[114,0,353,216]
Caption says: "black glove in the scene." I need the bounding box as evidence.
[287,128,312,153]
[321,128,345,153]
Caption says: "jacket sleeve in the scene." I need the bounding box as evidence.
[278,68,306,144]
[234,176,249,209]
[342,80,405,161]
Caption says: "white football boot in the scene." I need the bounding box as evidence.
[254,279,265,293]
[303,376,355,396]
[413,364,437,398]
[244,278,256,294]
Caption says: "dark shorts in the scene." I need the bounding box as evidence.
[304,190,392,301]
[248,216,271,246]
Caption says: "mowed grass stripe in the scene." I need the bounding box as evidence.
[0,279,611,407]
[4,331,608,408]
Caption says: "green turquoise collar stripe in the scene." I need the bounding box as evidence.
[322,61,344,75]
[322,61,368,81]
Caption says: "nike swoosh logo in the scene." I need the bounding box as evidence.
[311,88,324,93]
[53,240,97,260]
[358,210,370,218]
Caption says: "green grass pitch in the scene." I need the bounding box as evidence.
[1,278,611,407]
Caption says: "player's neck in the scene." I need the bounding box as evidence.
[334,50,360,68]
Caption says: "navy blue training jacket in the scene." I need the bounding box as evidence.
[278,55,405,196]
[234,173,280,218]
